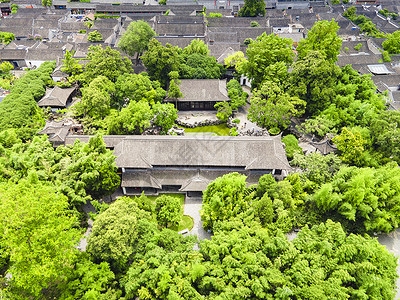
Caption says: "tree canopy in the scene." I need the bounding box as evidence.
[240,33,294,89]
[248,81,306,133]
[118,20,155,64]
[297,20,342,62]
[238,0,265,17]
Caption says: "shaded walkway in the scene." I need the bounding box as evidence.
[183,196,212,241]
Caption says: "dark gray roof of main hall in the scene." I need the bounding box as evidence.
[167,79,229,102]
[112,135,291,170]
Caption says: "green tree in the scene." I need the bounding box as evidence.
[142,39,181,88]
[167,71,183,101]
[87,197,154,271]
[289,51,340,115]
[0,180,80,298]
[118,20,155,65]
[59,254,120,300]
[333,127,367,166]
[297,20,342,62]
[156,195,182,228]
[0,32,15,44]
[88,30,103,42]
[182,38,209,56]
[248,81,306,132]
[61,50,83,76]
[152,102,178,134]
[201,173,251,230]
[123,230,199,299]
[383,31,400,54]
[57,135,120,202]
[180,53,224,79]
[241,33,294,88]
[74,76,115,120]
[0,61,54,139]
[79,46,133,85]
[313,163,400,233]
[114,73,166,108]
[107,100,153,135]
[227,79,246,110]
[291,152,342,190]
[214,101,232,122]
[370,110,400,164]
[41,0,51,7]
[282,134,303,160]
[0,61,13,79]
[238,0,265,17]
[198,220,398,299]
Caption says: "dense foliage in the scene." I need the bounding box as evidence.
[118,20,155,64]
[238,0,265,17]
[0,61,54,139]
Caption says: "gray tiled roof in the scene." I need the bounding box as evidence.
[0,49,27,60]
[37,86,76,108]
[155,36,206,50]
[336,54,383,67]
[167,79,229,102]
[112,135,291,170]
[371,75,400,88]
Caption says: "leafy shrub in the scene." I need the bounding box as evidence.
[354,43,362,51]
[250,21,260,27]
[232,118,240,124]
[88,30,103,42]
[269,127,280,135]
[282,134,303,160]
[207,13,222,17]
[383,50,391,62]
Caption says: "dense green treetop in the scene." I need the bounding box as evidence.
[87,197,154,272]
[156,194,182,228]
[313,163,400,234]
[0,61,54,139]
[152,102,178,134]
[383,31,400,54]
[182,38,209,56]
[201,173,252,230]
[88,30,103,42]
[0,180,81,298]
[0,31,15,44]
[59,254,120,300]
[238,0,265,17]
[74,75,115,120]
[240,33,294,89]
[142,39,182,88]
[0,134,119,205]
[61,50,83,76]
[79,45,133,85]
[180,53,224,79]
[297,20,342,62]
[115,73,166,108]
[118,20,156,64]
[248,81,306,133]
